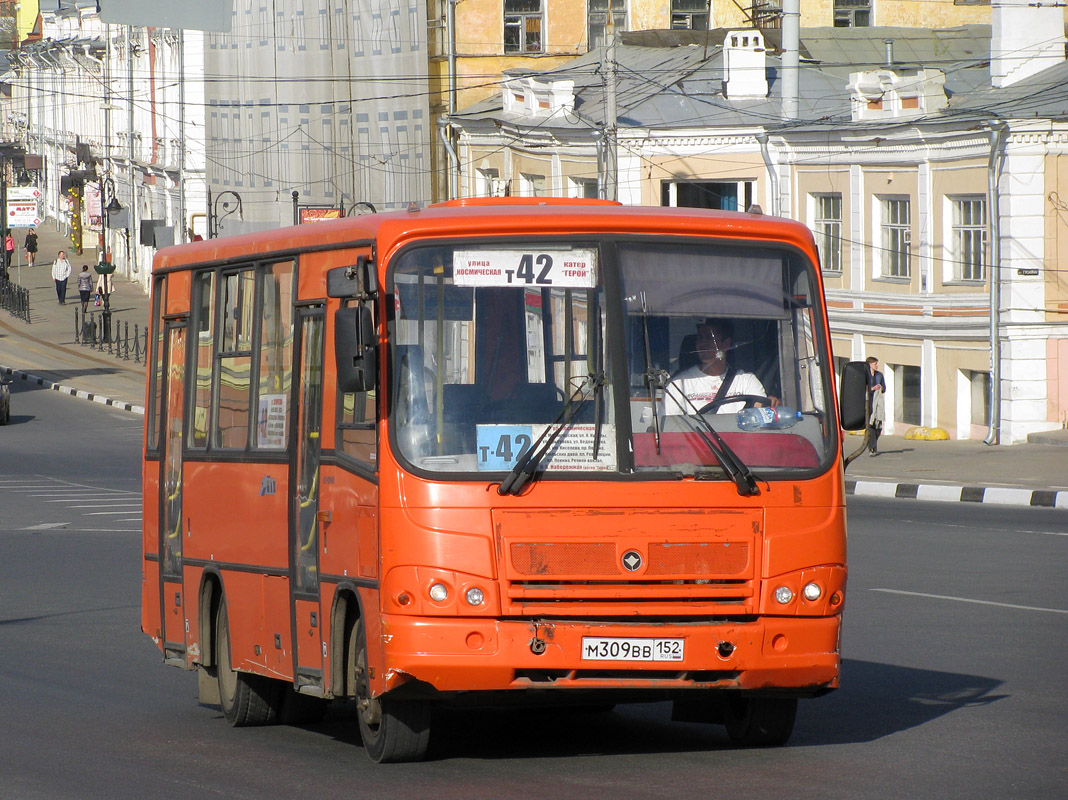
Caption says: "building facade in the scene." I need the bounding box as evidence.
[449,18,1068,443]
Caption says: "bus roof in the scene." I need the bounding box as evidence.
[154,200,818,272]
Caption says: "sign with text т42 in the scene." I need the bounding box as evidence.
[453,248,597,289]
[6,188,42,228]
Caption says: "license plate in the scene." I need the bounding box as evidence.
[581,637,685,662]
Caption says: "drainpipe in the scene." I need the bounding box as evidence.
[756,132,780,216]
[985,123,1006,445]
[438,118,459,199]
[445,0,458,199]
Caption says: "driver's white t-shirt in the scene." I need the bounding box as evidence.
[662,366,767,416]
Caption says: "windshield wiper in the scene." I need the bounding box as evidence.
[497,371,605,496]
[661,383,760,497]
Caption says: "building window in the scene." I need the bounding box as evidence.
[477,167,500,197]
[520,172,546,197]
[570,177,599,198]
[814,194,843,273]
[834,0,871,27]
[966,369,991,427]
[879,197,911,278]
[671,0,709,30]
[504,0,543,54]
[662,180,754,211]
[896,364,921,426]
[951,197,986,282]
[589,0,627,49]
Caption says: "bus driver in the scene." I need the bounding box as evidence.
[662,318,774,416]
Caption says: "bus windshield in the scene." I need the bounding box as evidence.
[391,237,834,479]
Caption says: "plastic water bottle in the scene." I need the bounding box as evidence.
[736,406,803,431]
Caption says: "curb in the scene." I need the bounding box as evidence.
[1,366,145,416]
[846,480,1068,510]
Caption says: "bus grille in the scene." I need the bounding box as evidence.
[494,508,761,616]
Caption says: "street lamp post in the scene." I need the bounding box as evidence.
[209,190,243,238]
[97,177,122,342]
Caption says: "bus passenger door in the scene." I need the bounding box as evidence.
[159,321,188,665]
[291,309,325,693]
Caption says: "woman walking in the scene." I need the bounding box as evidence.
[24,228,38,267]
[52,250,72,305]
[77,264,94,314]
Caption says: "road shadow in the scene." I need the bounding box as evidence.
[298,658,1005,761]
[0,412,35,425]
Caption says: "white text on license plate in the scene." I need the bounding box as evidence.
[581,637,684,662]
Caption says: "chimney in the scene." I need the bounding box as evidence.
[723,30,768,100]
[991,0,1067,88]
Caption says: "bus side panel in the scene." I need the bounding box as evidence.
[183,461,290,569]
[141,461,162,648]
[320,465,378,581]
[181,564,205,666]
[263,574,293,679]
[219,570,269,673]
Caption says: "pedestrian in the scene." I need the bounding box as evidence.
[866,356,886,455]
[52,250,72,305]
[77,264,93,314]
[3,231,13,271]
[24,228,38,267]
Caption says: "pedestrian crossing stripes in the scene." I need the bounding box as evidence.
[0,476,142,532]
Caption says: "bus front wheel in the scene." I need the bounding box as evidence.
[215,597,278,727]
[350,621,430,763]
[724,695,797,747]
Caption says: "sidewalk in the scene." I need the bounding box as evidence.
[0,220,148,412]
[1,221,1066,509]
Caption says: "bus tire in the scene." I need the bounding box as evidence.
[351,622,430,763]
[215,598,278,727]
[724,695,797,747]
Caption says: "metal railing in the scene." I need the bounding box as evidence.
[75,308,148,364]
[0,276,31,323]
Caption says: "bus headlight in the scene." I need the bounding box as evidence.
[429,583,449,602]
[803,582,822,601]
[465,587,485,606]
[774,585,794,604]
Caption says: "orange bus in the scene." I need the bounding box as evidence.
[142,199,868,762]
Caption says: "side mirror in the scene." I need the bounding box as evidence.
[335,304,377,393]
[838,361,870,431]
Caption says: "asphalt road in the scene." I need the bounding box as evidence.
[1,383,1065,799]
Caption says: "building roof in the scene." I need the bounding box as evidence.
[453,25,1068,136]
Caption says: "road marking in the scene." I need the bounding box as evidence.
[872,588,1068,615]
[67,503,142,508]
[23,523,68,530]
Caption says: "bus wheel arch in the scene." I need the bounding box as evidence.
[214,591,279,726]
[348,615,431,763]
[198,570,224,671]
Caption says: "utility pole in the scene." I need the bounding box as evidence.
[601,6,618,202]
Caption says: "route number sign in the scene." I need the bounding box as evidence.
[453,248,597,288]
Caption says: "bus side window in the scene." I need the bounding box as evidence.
[213,269,255,450]
[254,261,295,450]
[337,299,377,469]
[188,271,215,449]
[146,275,167,453]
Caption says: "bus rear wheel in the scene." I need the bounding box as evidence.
[724,695,797,747]
[215,598,278,727]
[351,622,430,763]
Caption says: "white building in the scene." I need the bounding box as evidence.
[5,0,432,289]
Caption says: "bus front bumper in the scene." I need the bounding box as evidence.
[378,615,841,695]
